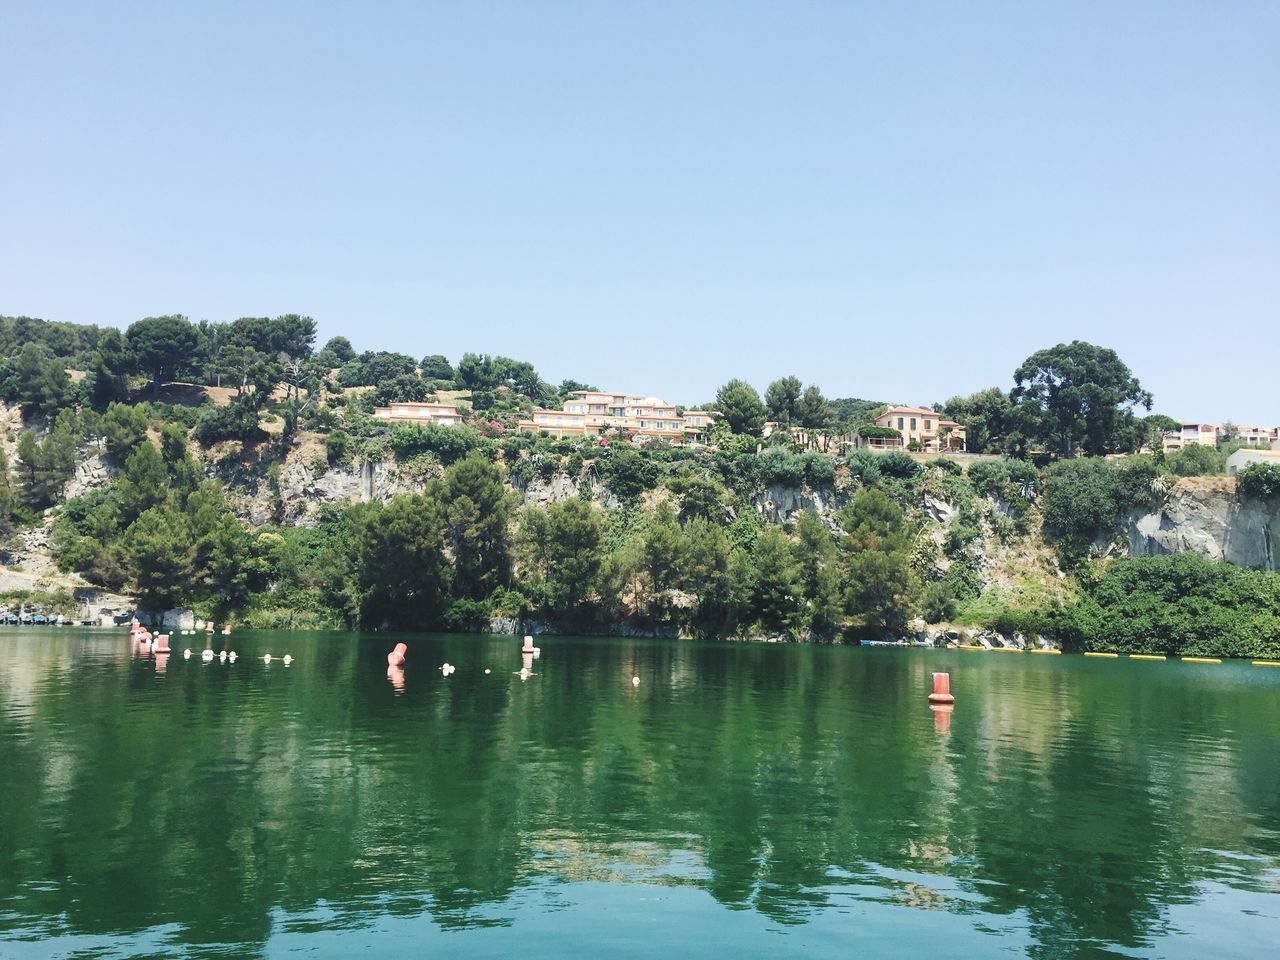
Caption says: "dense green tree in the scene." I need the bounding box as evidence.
[436,453,515,600]
[0,447,14,534]
[942,387,1017,455]
[193,399,262,444]
[201,513,258,611]
[667,471,729,523]
[87,329,133,408]
[374,374,427,405]
[1166,443,1222,477]
[682,518,750,637]
[750,526,802,633]
[15,413,80,509]
[764,376,803,426]
[456,352,500,390]
[842,488,916,635]
[419,354,455,380]
[557,379,598,399]
[1064,554,1280,658]
[829,397,887,432]
[517,498,605,615]
[641,503,686,600]
[793,510,843,635]
[715,379,767,436]
[1238,463,1280,499]
[796,385,833,432]
[1011,341,1152,457]
[321,335,356,364]
[492,357,540,396]
[388,422,484,465]
[126,315,199,391]
[128,507,195,611]
[1,342,76,415]
[117,442,170,523]
[1041,456,1157,561]
[1135,414,1180,454]
[337,351,417,388]
[356,494,450,628]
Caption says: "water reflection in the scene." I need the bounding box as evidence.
[0,632,1278,958]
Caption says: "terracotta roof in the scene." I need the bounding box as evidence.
[880,405,941,417]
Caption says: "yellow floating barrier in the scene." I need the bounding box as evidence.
[1253,660,1280,667]
[1129,654,1166,661]
[1182,657,1222,665]
[991,647,1023,653]
[1030,649,1062,655]
[955,644,986,651]
[1084,652,1119,658]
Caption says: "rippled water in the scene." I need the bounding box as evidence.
[1,630,1278,958]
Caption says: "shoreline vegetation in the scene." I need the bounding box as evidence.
[0,314,1277,659]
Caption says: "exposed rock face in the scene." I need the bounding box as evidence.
[514,474,620,510]
[266,459,419,525]
[922,495,958,524]
[753,484,845,525]
[133,608,195,630]
[63,449,114,501]
[1128,483,1277,571]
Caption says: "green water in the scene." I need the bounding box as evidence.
[1,631,1278,959]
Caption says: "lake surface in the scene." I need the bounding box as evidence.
[1,630,1278,959]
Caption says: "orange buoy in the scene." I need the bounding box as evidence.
[930,703,953,733]
[153,634,171,653]
[928,672,955,705]
[387,642,407,667]
[205,622,214,634]
[387,664,405,694]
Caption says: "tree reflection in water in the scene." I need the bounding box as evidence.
[1,632,1278,958]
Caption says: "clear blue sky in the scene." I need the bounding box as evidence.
[3,1,1277,421]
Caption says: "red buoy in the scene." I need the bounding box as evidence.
[387,642,407,667]
[928,672,955,705]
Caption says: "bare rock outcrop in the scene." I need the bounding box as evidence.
[1128,481,1277,571]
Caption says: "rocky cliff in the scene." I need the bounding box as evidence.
[1128,477,1277,571]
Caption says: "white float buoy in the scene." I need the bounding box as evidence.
[201,649,214,662]
[228,651,237,662]
[263,654,272,664]
[183,649,192,659]
[484,668,491,675]
[219,650,227,661]
[632,676,640,686]
[282,655,293,665]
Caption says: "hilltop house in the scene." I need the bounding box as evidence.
[372,401,464,427]
[1162,422,1280,454]
[1162,422,1220,454]
[518,391,718,444]
[870,406,967,452]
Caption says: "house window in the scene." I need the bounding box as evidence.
[925,419,932,430]
[910,418,917,430]
[897,418,904,430]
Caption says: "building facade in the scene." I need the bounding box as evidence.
[871,406,967,452]
[1162,422,1280,454]
[1225,448,1280,475]
[519,391,717,444]
[372,401,464,427]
